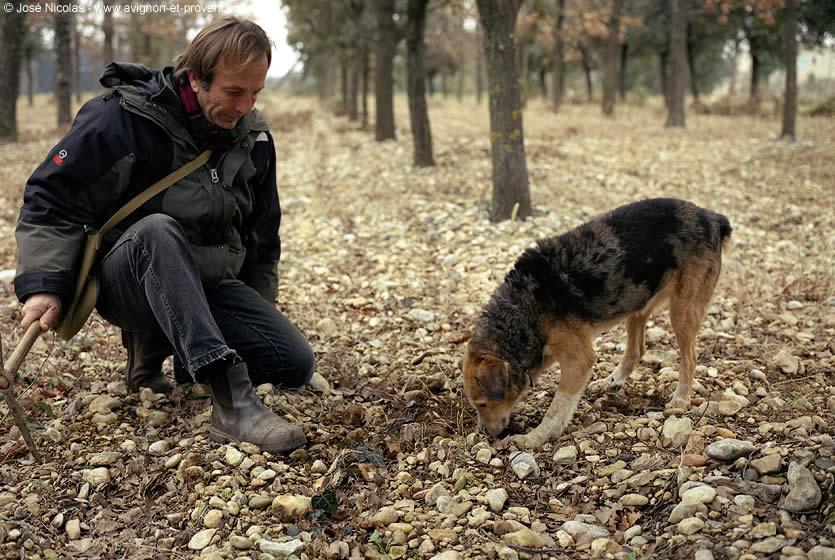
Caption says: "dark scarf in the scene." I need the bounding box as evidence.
[177,76,236,154]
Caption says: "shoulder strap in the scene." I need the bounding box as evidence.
[98,149,211,236]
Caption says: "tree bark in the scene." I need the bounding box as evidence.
[659,50,670,109]
[686,22,699,102]
[618,42,628,100]
[103,0,115,64]
[340,59,348,113]
[519,40,528,107]
[375,0,397,141]
[348,64,359,121]
[750,49,760,104]
[0,11,26,141]
[55,6,73,128]
[602,0,624,116]
[406,0,434,166]
[361,46,369,128]
[550,0,566,111]
[728,38,738,96]
[781,0,797,139]
[72,13,81,101]
[538,67,547,98]
[23,38,34,107]
[665,0,686,127]
[476,0,531,222]
[579,42,593,101]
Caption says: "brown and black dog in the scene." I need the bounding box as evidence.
[462,198,732,449]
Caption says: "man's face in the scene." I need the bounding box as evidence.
[188,54,268,129]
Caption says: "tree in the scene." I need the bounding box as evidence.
[780,0,796,139]
[665,0,686,127]
[55,5,73,128]
[103,0,115,64]
[406,0,434,166]
[375,0,398,141]
[475,0,531,222]
[550,0,566,111]
[0,11,27,141]
[602,0,624,115]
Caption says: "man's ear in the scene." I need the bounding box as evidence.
[187,69,201,93]
[476,355,511,400]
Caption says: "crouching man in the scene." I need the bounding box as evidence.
[14,17,313,453]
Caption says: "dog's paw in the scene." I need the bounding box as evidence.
[589,376,623,394]
[503,432,547,450]
[666,396,691,411]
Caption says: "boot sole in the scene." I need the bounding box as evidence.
[208,426,307,453]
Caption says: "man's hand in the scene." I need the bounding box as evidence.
[20,293,62,332]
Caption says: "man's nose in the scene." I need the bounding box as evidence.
[236,95,255,114]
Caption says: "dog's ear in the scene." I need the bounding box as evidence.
[476,355,511,401]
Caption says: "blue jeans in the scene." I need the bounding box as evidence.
[95,214,314,387]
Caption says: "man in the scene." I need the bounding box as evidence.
[14,17,313,453]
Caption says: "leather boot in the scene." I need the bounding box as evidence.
[204,361,306,453]
[122,330,173,394]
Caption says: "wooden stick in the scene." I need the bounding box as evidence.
[1,322,44,462]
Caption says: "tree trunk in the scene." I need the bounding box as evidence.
[72,14,81,101]
[538,67,547,98]
[659,50,670,109]
[375,0,397,141]
[750,50,760,104]
[618,42,628,100]
[728,38,738,96]
[665,0,686,127]
[348,64,359,121]
[24,41,34,107]
[686,23,699,102]
[476,0,531,222]
[602,0,624,116]
[579,42,593,101]
[361,46,369,128]
[441,68,448,98]
[457,69,464,101]
[0,11,26,141]
[550,0,566,110]
[55,7,73,128]
[340,60,349,113]
[406,0,434,166]
[781,0,797,139]
[103,0,115,64]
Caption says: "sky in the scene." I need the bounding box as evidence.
[234,0,299,78]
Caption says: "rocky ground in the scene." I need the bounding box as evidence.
[0,93,833,560]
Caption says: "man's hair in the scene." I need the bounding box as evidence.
[174,16,271,86]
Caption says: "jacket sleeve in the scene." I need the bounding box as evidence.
[238,131,281,304]
[14,94,171,305]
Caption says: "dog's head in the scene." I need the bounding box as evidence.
[462,343,531,436]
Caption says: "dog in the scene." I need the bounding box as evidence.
[462,198,732,449]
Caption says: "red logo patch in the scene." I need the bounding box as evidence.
[53,149,68,166]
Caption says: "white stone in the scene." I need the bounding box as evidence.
[486,488,508,512]
[81,467,110,486]
[259,538,304,556]
[148,440,169,455]
[553,445,578,463]
[187,528,217,550]
[677,517,705,535]
[510,452,539,480]
[662,416,693,448]
[681,485,716,504]
[225,446,244,467]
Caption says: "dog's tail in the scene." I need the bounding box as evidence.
[717,213,733,258]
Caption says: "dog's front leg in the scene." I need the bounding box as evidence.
[505,390,584,449]
[505,334,595,450]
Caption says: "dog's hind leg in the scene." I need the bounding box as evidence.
[589,311,650,393]
[667,257,721,410]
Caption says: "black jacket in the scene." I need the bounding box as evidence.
[15,63,281,306]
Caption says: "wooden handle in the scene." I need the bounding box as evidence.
[0,322,42,389]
